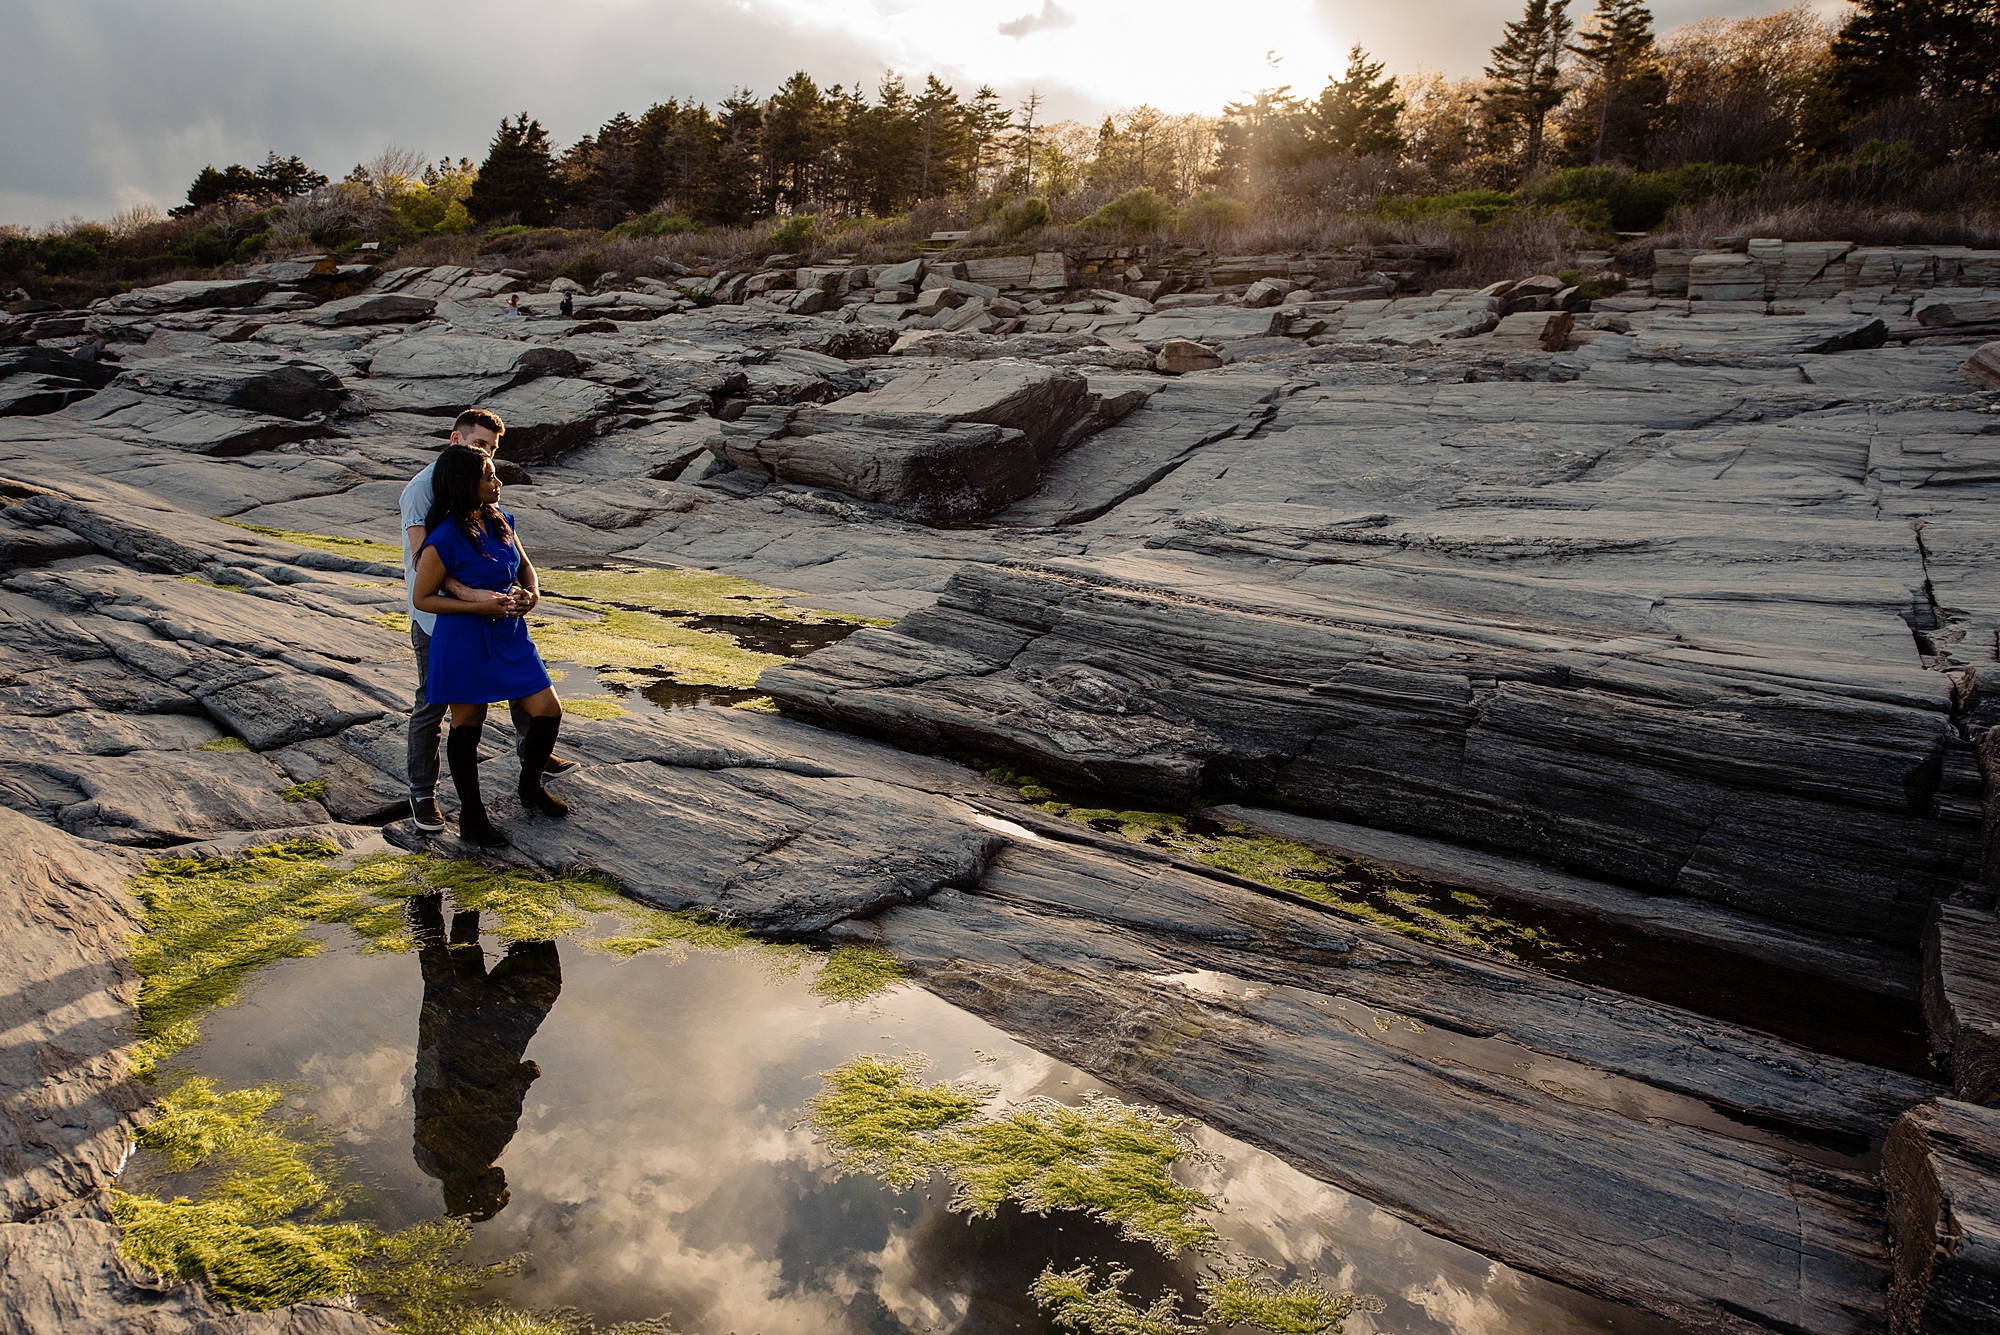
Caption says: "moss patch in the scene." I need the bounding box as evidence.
[112,1074,518,1316]
[1031,1263,1193,1335]
[973,763,1585,967]
[372,611,412,635]
[562,695,630,721]
[222,520,404,566]
[810,945,910,1003]
[537,563,858,623]
[198,736,250,753]
[125,838,408,1078]
[1031,1261,1375,1335]
[530,607,786,689]
[805,1053,1217,1253]
[278,780,327,804]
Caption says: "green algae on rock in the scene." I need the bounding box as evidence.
[536,562,870,624]
[1031,1263,1194,1335]
[1031,1260,1375,1335]
[805,1052,1219,1253]
[220,520,405,567]
[114,1077,528,1320]
[529,607,786,689]
[971,761,1587,967]
[809,944,911,1002]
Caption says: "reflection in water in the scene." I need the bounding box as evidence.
[172,915,1691,1335]
[410,894,562,1219]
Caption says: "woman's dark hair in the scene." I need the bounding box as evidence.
[423,446,509,550]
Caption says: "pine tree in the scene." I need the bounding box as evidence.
[766,71,831,215]
[1830,0,2000,144]
[1213,86,1308,189]
[1569,0,1657,165]
[1484,0,1574,175]
[704,91,764,225]
[911,75,965,199]
[466,114,560,225]
[964,85,1010,193]
[1312,45,1405,157]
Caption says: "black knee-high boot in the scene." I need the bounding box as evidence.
[517,715,570,818]
[446,723,508,846]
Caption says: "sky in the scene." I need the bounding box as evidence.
[2,0,1853,228]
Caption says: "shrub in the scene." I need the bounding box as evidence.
[1805,140,1929,201]
[482,223,534,242]
[998,196,1051,239]
[1181,192,1247,230]
[1376,188,1519,225]
[1081,187,1176,236]
[606,212,699,240]
[1518,163,1758,232]
[767,213,817,248]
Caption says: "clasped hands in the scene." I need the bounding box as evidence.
[446,581,539,619]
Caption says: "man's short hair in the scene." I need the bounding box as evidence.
[454,408,505,437]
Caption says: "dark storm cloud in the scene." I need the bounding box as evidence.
[2,0,900,225]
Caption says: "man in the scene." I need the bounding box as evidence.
[401,409,570,832]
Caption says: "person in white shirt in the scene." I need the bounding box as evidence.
[400,408,570,833]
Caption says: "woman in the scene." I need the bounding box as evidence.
[411,445,567,846]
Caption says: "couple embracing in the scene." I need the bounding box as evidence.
[399,408,570,846]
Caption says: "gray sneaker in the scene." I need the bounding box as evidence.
[411,796,446,833]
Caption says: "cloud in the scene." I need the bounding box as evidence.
[997,0,1075,39]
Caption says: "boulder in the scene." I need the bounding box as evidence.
[0,347,119,390]
[475,376,617,461]
[1125,308,1290,346]
[821,360,1090,461]
[1241,277,1292,308]
[1964,342,2000,389]
[1491,309,1576,353]
[876,257,926,288]
[1688,253,1767,302]
[1916,293,2000,328]
[1154,339,1222,374]
[107,355,344,420]
[364,334,579,383]
[1884,1100,2000,1334]
[707,361,1093,519]
[302,292,437,326]
[0,375,99,417]
[95,278,275,315]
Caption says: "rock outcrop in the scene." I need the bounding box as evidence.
[6,251,2000,1333]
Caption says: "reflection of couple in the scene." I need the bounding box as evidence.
[410,893,562,1220]
[398,408,572,847]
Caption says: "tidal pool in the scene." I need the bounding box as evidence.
[128,901,1686,1335]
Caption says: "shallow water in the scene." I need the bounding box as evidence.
[133,905,1688,1335]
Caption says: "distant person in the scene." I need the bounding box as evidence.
[506,292,526,319]
[410,445,569,846]
[558,291,574,318]
[399,410,569,836]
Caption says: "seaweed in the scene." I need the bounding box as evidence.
[804,1053,1218,1253]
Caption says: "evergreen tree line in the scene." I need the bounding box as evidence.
[172,0,1996,232]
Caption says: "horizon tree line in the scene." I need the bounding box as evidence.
[163,0,1997,233]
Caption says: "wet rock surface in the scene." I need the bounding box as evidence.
[4,256,2000,1331]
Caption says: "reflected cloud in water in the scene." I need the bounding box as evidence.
[171,916,1683,1335]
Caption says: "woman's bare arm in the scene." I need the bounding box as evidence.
[507,520,541,615]
[412,545,512,618]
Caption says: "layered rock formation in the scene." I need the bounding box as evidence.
[4,244,2000,1332]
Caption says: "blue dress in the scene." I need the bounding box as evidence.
[422,509,553,705]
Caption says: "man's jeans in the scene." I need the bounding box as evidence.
[408,623,532,800]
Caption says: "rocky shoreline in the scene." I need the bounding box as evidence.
[4,241,2000,1332]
